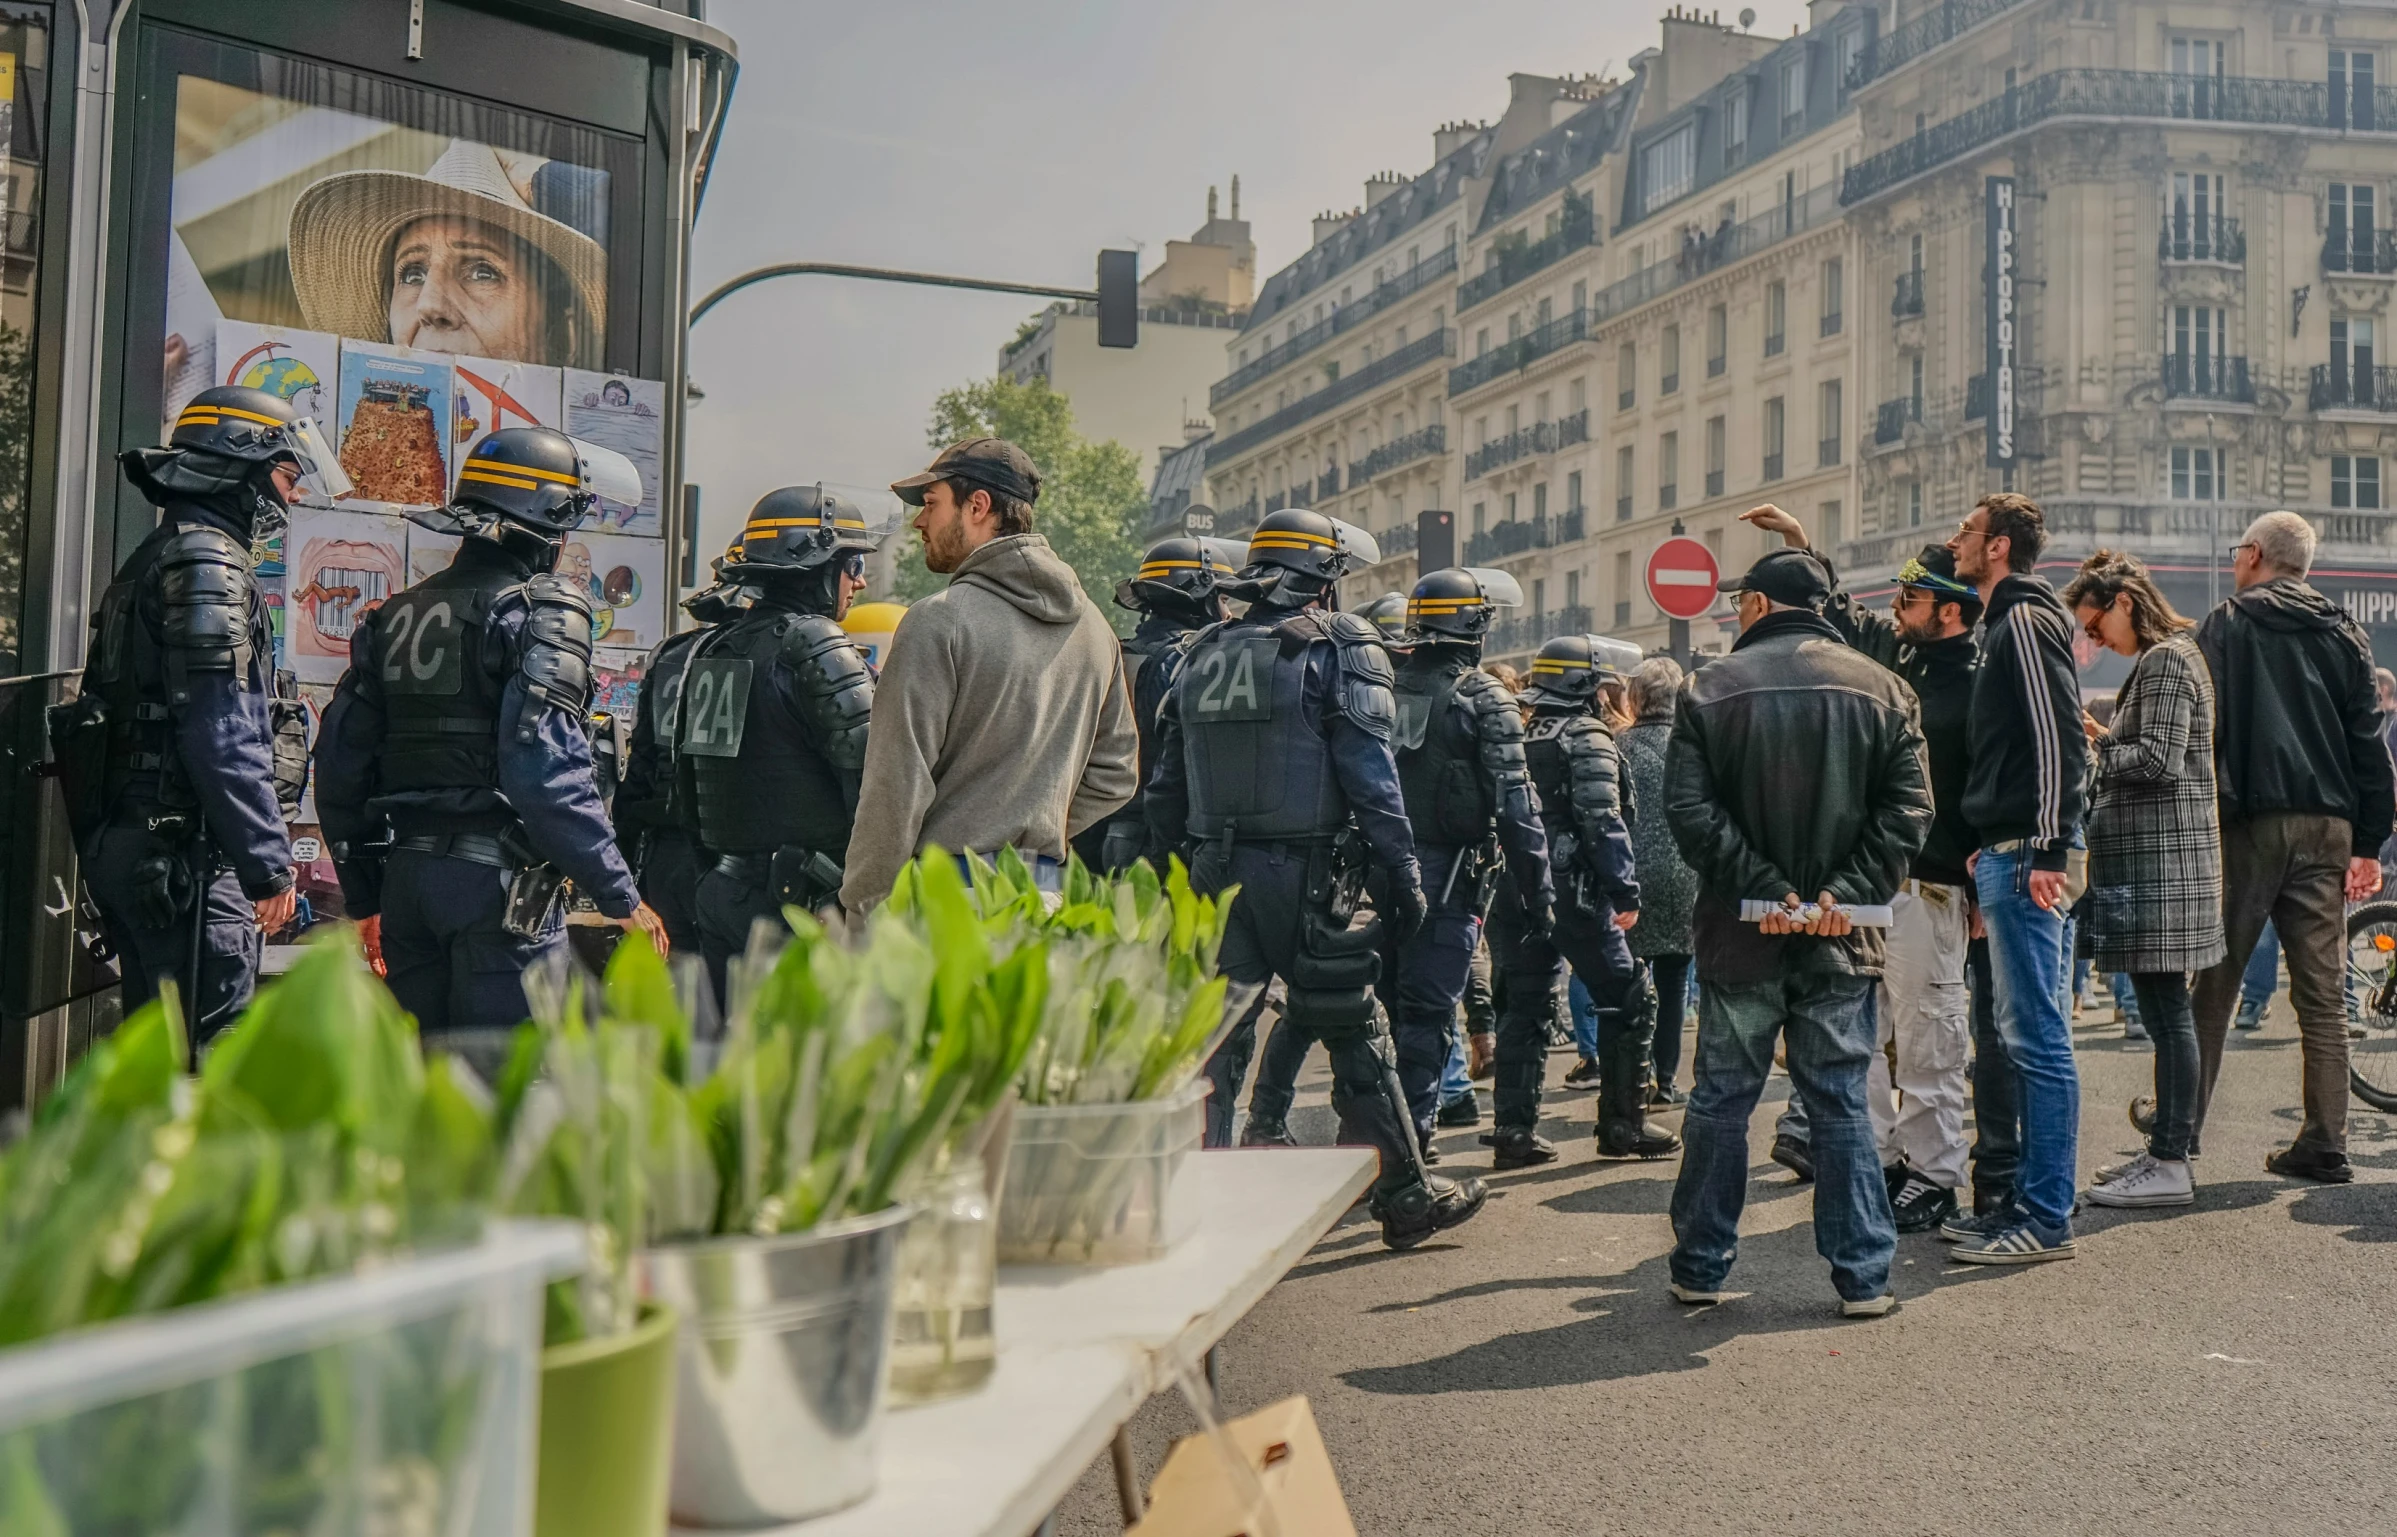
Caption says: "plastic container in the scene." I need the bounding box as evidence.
[887,1154,999,1405]
[534,1301,679,1537]
[999,1077,1209,1266]
[0,1221,582,1536]
[637,1205,913,1528]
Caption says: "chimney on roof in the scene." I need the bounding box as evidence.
[1184,418,1211,443]
[1364,170,1407,209]
[1231,174,1240,219]
[1432,119,1484,161]
[1312,208,1357,246]
[1208,184,1218,222]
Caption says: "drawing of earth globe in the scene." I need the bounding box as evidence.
[240,354,327,415]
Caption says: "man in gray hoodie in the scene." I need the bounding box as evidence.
[841,439,1139,913]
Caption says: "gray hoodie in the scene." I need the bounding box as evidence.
[841,534,1137,911]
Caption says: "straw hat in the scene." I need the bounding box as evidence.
[287,139,606,354]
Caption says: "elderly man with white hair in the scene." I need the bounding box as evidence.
[2187,509,2396,1184]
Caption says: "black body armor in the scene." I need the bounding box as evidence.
[1526,708,1633,866]
[683,607,873,855]
[1179,608,1393,844]
[1392,651,1529,848]
[616,625,708,831]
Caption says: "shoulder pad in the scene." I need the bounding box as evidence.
[509,574,596,738]
[1323,611,1382,647]
[782,616,875,778]
[155,525,255,671]
[1328,624,1397,739]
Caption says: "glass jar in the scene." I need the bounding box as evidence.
[885,1154,998,1405]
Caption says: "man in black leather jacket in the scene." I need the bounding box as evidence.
[1662,548,1932,1316]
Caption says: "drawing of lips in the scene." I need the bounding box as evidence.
[294,538,402,649]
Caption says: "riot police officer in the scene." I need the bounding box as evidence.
[613,547,748,956]
[1146,507,1485,1250]
[682,487,884,1001]
[1497,634,1681,1160]
[316,427,664,1054]
[1355,590,1409,642]
[1076,534,1242,872]
[1383,567,1555,1165]
[58,385,323,1044]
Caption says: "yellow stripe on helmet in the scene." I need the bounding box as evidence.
[1249,530,1335,548]
[464,456,580,486]
[459,469,542,491]
[1530,658,1591,673]
[178,403,285,428]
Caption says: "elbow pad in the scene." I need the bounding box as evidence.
[155,527,255,694]
[1324,614,1397,740]
[510,574,596,741]
[780,613,876,777]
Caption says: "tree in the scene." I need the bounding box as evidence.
[891,375,1148,634]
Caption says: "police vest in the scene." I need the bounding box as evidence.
[369,558,517,819]
[1525,706,1633,846]
[682,610,856,855]
[1179,618,1347,843]
[1392,659,1495,848]
[618,626,706,829]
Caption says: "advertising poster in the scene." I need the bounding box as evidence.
[452,355,564,474]
[559,529,666,649]
[564,369,664,535]
[252,529,288,668]
[284,506,407,683]
[218,321,344,504]
[335,341,455,513]
[593,646,647,726]
[406,526,462,586]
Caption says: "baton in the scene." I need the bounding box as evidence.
[1740,899,1895,927]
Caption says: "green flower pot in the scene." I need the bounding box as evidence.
[536,1302,679,1537]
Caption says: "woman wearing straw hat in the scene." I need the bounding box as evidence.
[288,139,607,369]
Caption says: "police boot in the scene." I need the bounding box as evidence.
[1238,1115,1298,1148]
[1490,1125,1559,1170]
[1341,1028,1487,1249]
[1595,1015,1681,1160]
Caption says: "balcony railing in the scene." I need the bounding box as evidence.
[1763,451,1785,481]
[1486,606,1597,658]
[1265,489,1291,514]
[1220,496,1259,534]
[1448,307,1589,396]
[1892,270,1926,317]
[2324,229,2397,276]
[1844,71,2397,208]
[1464,410,1591,480]
[2311,364,2397,413]
[1457,199,1597,314]
[1875,398,1920,444]
[1211,329,1456,464]
[2162,215,2245,264]
[1349,424,1446,487]
[1211,246,1458,407]
[1317,468,1341,500]
[1847,0,2029,90]
[1377,522,1420,557]
[2037,499,2397,554]
[2164,355,2254,403]
[1462,512,1591,565]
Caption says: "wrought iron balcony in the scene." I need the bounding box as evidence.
[1847,0,2028,90]
[1844,71,2397,208]
[2161,215,2245,264]
[1220,496,1259,534]
[1211,329,1456,464]
[2311,363,2397,413]
[1448,308,1590,396]
[1211,246,1458,407]
[1349,424,1446,487]
[2164,355,2253,403]
[1875,398,1919,444]
[1316,468,1341,500]
[1484,606,1597,659]
[1892,270,1926,318]
[1265,489,1291,514]
[1457,197,1597,314]
[1464,410,1592,480]
[1462,515,1590,564]
[2323,229,2397,276]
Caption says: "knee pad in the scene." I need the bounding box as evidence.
[1286,985,1376,1036]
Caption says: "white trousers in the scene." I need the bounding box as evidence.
[1868,881,1972,1188]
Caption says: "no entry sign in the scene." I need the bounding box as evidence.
[1646,536,1720,621]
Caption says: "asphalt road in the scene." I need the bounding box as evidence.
[1053,993,2397,1535]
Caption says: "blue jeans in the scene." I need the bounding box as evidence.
[1670,970,1894,1302]
[2107,972,2142,1029]
[1570,973,1598,1058]
[1440,1024,1473,1104]
[1974,847,2080,1230]
[2240,919,2279,1010]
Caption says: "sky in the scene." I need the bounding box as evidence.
[682,0,1817,561]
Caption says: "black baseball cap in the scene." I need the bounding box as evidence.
[1718,547,1832,609]
[890,437,1043,507]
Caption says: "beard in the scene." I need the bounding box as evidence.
[921,517,972,574]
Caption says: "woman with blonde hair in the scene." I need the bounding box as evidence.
[2062,550,2224,1210]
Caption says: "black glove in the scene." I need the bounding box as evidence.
[1388,879,1429,942]
[1525,896,1555,941]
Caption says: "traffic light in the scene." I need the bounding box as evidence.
[1097,249,1139,349]
[1417,509,1455,578]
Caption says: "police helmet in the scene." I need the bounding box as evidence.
[724,485,898,579]
[1114,535,1243,616]
[450,426,640,536]
[1521,634,1645,706]
[1356,591,1409,641]
[1408,566,1525,641]
[124,385,350,507]
[1241,508,1380,582]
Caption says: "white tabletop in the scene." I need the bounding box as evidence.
[782,1147,1375,1537]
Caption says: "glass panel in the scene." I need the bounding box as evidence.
[0,9,49,675]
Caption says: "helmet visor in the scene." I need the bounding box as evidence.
[831,488,907,551]
[282,416,352,502]
[1328,516,1380,569]
[1590,635,1644,679]
[568,437,644,509]
[1464,567,1525,608]
[1198,537,1248,578]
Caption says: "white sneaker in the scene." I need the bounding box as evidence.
[2087,1156,2194,1208]
[2093,1151,2156,1185]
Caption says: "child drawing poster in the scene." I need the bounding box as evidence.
[562,369,663,536]
[557,530,665,650]
[284,506,406,683]
[251,529,288,669]
[451,356,564,479]
[593,645,647,726]
[219,321,345,506]
[335,341,455,513]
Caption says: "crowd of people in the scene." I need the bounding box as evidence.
[77,394,2393,1314]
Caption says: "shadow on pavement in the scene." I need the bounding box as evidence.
[2286,1180,2397,1243]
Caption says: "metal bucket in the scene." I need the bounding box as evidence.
[637,1205,914,1527]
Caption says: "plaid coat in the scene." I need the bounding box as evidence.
[2085,633,2227,973]
[1620,711,1699,957]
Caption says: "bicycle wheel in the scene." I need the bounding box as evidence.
[2346,901,2397,1112]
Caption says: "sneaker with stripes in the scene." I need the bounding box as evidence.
[1950,1215,2077,1265]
